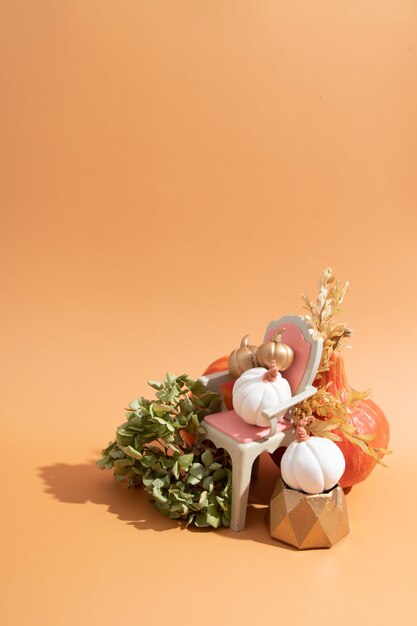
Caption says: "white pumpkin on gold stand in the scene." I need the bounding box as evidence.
[281,425,346,494]
[270,417,349,549]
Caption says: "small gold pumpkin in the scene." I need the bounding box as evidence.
[228,335,258,378]
[256,331,294,371]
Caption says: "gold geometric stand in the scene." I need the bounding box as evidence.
[269,478,349,549]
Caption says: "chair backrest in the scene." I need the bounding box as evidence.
[263,315,323,395]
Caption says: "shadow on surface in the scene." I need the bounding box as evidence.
[38,461,175,532]
[37,453,296,548]
[219,453,299,551]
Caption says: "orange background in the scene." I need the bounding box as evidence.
[1,2,417,625]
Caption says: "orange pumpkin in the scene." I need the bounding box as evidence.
[219,381,234,410]
[317,351,390,488]
[203,356,229,375]
[203,356,234,410]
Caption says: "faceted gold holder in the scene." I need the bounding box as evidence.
[269,478,349,549]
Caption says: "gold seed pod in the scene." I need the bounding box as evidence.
[256,331,294,371]
[228,335,258,378]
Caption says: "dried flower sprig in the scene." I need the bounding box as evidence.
[294,267,391,465]
[293,388,391,466]
[302,266,352,379]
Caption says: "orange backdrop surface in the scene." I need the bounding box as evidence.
[1,2,417,625]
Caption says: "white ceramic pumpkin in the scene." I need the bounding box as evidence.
[232,363,291,427]
[281,437,346,494]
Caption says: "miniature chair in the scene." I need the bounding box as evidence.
[199,315,323,532]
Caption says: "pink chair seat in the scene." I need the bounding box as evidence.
[204,410,292,443]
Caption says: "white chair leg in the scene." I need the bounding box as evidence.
[229,448,259,532]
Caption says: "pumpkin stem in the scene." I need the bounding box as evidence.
[240,335,249,347]
[263,360,279,383]
[296,416,314,442]
[273,330,284,343]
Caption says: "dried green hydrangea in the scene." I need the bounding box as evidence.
[98,373,232,528]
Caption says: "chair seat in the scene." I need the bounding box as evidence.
[204,410,291,444]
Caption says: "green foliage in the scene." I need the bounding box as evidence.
[98,373,232,528]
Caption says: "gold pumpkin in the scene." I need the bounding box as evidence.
[228,336,258,378]
[256,331,294,371]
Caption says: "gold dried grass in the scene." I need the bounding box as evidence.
[293,267,391,464]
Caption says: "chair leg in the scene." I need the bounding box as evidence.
[230,450,258,532]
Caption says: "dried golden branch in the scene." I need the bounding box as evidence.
[293,267,391,464]
[301,266,352,378]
